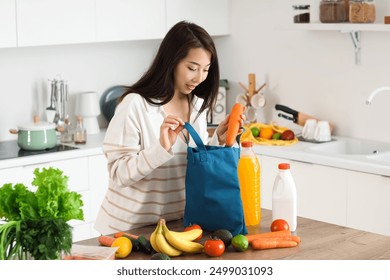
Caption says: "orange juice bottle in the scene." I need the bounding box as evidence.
[238,141,261,226]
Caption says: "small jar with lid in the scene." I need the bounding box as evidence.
[74,116,87,144]
[292,5,310,23]
[320,0,346,23]
[349,0,376,23]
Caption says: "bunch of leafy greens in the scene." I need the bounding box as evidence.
[0,167,84,260]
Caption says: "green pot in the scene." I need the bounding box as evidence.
[16,122,57,150]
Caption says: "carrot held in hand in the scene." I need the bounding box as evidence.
[251,238,298,250]
[98,235,116,247]
[225,103,245,146]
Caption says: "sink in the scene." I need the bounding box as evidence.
[306,138,390,156]
[367,152,390,164]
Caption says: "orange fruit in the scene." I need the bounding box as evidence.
[112,236,132,258]
[259,127,274,139]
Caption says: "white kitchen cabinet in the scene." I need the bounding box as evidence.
[0,0,17,48]
[0,166,29,186]
[292,160,347,226]
[95,0,166,42]
[87,154,109,238]
[347,171,390,236]
[16,0,95,47]
[258,155,278,210]
[259,155,347,227]
[166,0,231,36]
[0,154,108,242]
[6,0,231,48]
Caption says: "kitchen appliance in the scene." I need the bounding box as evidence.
[208,82,228,125]
[75,91,101,134]
[100,85,126,123]
[275,104,334,132]
[0,140,78,161]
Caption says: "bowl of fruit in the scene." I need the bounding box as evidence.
[241,122,298,146]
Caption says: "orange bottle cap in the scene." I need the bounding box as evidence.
[278,163,290,170]
[241,141,253,148]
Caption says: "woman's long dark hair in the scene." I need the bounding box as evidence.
[120,20,220,117]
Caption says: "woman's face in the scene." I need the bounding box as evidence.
[174,48,211,96]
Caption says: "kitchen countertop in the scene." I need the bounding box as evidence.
[0,130,106,170]
[2,128,389,176]
[252,136,390,177]
[76,209,390,260]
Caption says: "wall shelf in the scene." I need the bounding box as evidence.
[285,23,390,65]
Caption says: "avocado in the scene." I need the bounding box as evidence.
[211,229,233,247]
[138,235,154,255]
[150,253,171,260]
[124,236,140,251]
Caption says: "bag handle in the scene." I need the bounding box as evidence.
[183,122,208,161]
[183,122,244,147]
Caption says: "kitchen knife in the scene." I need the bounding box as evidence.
[275,104,299,121]
[278,113,297,123]
[275,104,334,132]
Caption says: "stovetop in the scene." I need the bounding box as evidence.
[0,141,79,161]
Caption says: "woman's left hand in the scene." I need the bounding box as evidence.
[216,113,246,145]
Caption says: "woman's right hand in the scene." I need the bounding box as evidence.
[160,115,185,151]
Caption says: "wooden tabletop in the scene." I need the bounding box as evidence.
[77,209,390,260]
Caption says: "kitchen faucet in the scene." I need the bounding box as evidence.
[366,87,390,104]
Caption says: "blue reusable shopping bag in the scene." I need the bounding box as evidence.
[183,122,247,236]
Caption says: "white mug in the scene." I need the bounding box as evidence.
[302,119,317,140]
[250,93,266,109]
[314,120,331,142]
[245,106,257,122]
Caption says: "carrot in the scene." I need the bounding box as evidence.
[225,103,245,146]
[250,235,301,244]
[98,235,116,247]
[246,230,291,243]
[114,232,139,239]
[251,238,298,250]
[291,235,301,244]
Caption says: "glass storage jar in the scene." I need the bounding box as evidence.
[349,0,376,23]
[319,0,346,23]
[292,5,310,23]
[344,0,350,21]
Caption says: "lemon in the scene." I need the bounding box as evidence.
[112,236,132,258]
[231,234,249,252]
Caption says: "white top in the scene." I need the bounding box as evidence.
[94,93,219,235]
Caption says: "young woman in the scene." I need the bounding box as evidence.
[95,21,243,235]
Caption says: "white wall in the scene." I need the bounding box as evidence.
[1,0,390,143]
[215,0,390,141]
[0,40,160,141]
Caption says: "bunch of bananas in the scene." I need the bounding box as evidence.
[150,219,204,257]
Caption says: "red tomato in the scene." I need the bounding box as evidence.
[184,224,202,241]
[204,239,225,257]
[270,219,290,232]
